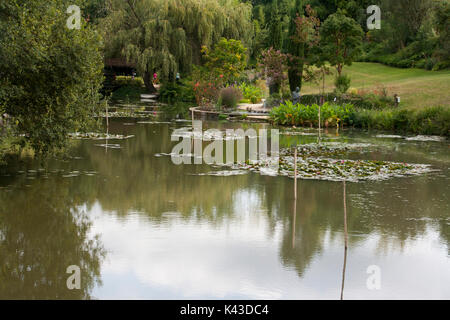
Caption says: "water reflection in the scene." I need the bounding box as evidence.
[341,181,348,300]
[0,178,105,299]
[0,120,448,299]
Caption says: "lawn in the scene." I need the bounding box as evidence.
[301,62,450,109]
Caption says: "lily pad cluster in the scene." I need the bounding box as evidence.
[283,142,375,158]
[375,134,446,142]
[96,110,158,118]
[69,132,134,140]
[172,128,251,141]
[228,143,434,182]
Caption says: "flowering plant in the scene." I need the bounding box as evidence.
[258,48,287,94]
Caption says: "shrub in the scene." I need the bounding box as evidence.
[281,83,292,100]
[270,101,355,128]
[254,79,268,97]
[218,113,228,120]
[111,85,146,102]
[258,48,288,95]
[348,87,358,95]
[160,80,195,104]
[300,93,395,110]
[114,76,144,87]
[271,102,449,136]
[239,83,263,104]
[264,93,283,108]
[218,86,242,110]
[193,80,221,109]
[352,106,450,136]
[334,75,351,94]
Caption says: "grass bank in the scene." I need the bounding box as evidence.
[301,62,450,109]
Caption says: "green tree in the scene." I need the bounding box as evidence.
[287,3,321,93]
[432,0,450,69]
[267,0,283,50]
[83,0,109,23]
[103,0,253,93]
[251,5,269,59]
[202,38,248,84]
[320,12,364,76]
[259,48,287,94]
[286,0,305,92]
[0,0,104,156]
[384,0,433,48]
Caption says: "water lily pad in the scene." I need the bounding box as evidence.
[375,134,403,139]
[405,135,446,142]
[192,170,248,177]
[94,143,122,149]
[69,132,134,140]
[225,143,435,182]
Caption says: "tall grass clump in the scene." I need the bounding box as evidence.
[353,106,450,136]
[270,101,355,128]
[218,86,242,110]
[271,102,449,137]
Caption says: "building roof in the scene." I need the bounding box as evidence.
[105,58,136,68]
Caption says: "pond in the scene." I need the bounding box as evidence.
[0,119,449,299]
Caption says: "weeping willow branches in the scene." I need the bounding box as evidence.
[102,0,253,91]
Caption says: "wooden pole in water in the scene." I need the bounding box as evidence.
[106,103,109,133]
[292,146,298,247]
[343,181,348,249]
[294,147,297,200]
[105,103,109,153]
[292,196,297,248]
[191,108,195,153]
[319,68,325,143]
[340,180,348,300]
[318,105,321,141]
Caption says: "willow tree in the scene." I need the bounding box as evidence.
[103,0,253,93]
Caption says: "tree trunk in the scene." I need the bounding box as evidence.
[143,71,157,93]
[288,61,304,93]
[337,64,342,77]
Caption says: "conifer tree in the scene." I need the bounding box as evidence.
[267,0,282,50]
[286,0,304,92]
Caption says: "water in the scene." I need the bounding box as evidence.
[0,119,448,299]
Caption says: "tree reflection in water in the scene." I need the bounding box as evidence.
[0,177,105,299]
[0,120,448,298]
[340,180,348,300]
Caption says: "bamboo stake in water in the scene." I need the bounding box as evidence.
[294,147,297,200]
[343,181,348,249]
[340,180,348,300]
[318,105,321,142]
[191,109,195,151]
[105,102,109,153]
[292,196,297,248]
[292,146,298,247]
